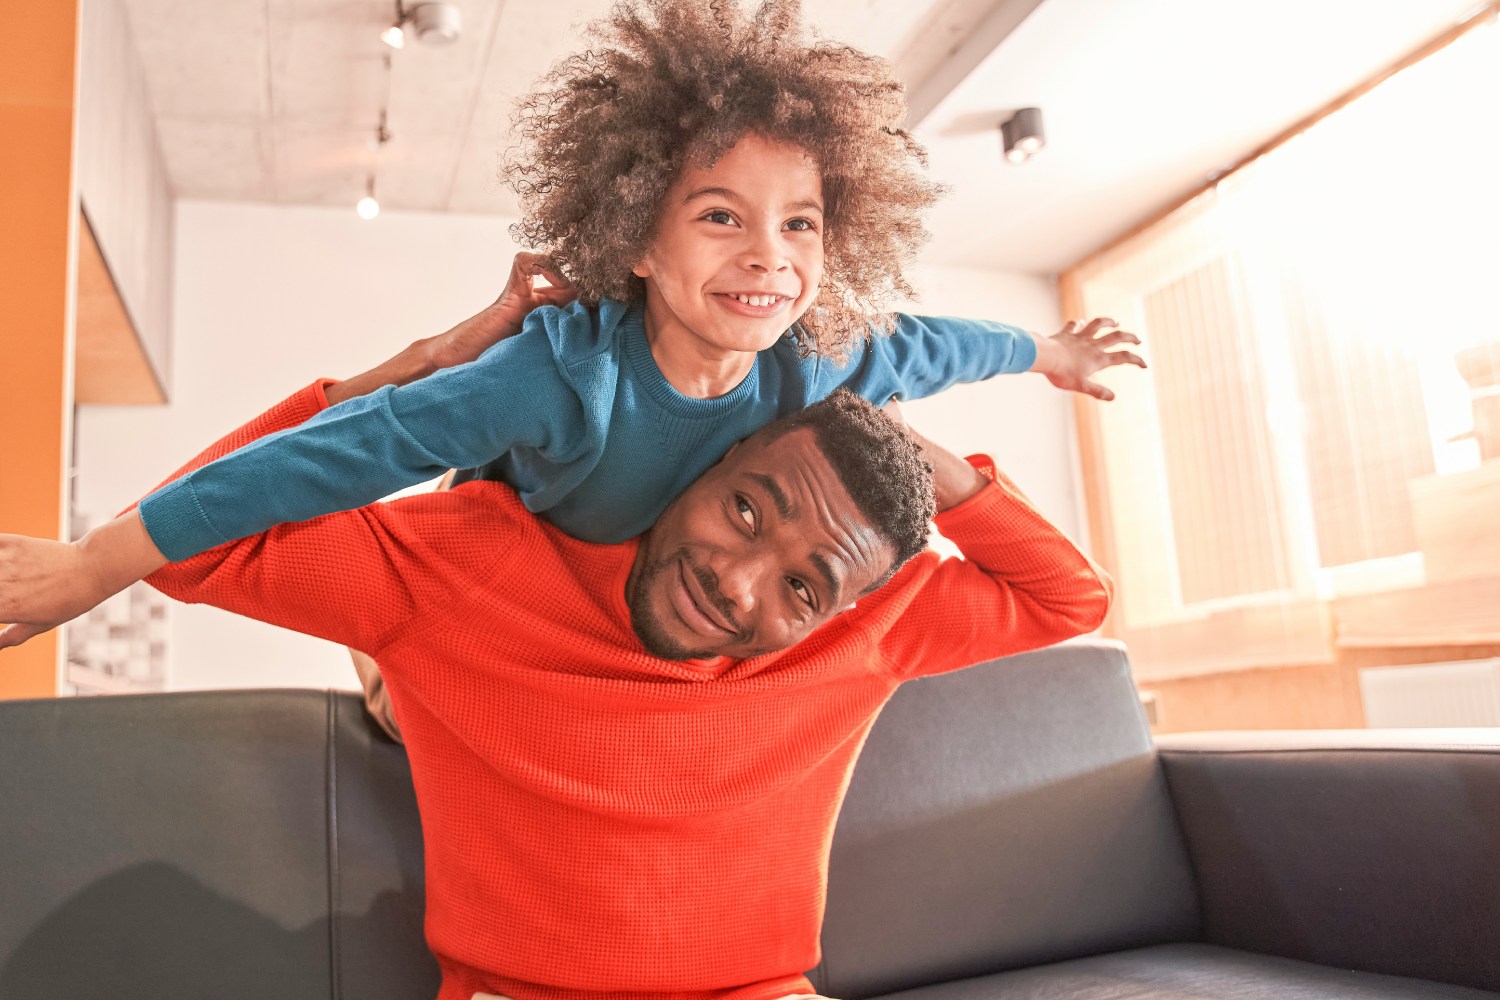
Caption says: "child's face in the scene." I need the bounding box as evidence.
[633,133,825,359]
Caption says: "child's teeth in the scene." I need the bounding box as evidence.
[734,294,777,306]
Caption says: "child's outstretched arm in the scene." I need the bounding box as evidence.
[0,253,576,650]
[824,311,1144,408]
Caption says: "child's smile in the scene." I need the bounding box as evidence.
[633,133,825,399]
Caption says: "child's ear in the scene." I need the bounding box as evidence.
[631,258,652,279]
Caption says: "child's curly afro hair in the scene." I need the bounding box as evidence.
[504,0,945,359]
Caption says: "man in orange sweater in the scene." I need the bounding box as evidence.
[0,358,1110,1000]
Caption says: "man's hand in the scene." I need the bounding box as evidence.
[882,400,987,513]
[1031,317,1145,402]
[425,252,578,372]
[0,512,167,650]
[329,252,580,406]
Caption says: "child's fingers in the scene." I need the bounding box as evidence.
[0,622,44,650]
[1103,350,1147,370]
[1084,380,1116,402]
[1094,330,1141,348]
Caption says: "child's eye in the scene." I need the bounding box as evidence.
[703,210,735,225]
[788,578,814,609]
[735,495,756,531]
[785,218,817,232]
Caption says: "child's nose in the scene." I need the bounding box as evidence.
[740,228,791,273]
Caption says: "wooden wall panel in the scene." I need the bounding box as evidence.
[75,212,166,404]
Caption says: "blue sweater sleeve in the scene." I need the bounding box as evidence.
[139,309,596,562]
[822,313,1037,404]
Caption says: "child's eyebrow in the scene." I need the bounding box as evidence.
[683,187,824,214]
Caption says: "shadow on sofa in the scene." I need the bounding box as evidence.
[1,640,1496,999]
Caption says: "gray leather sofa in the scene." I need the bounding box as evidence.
[1,640,1496,999]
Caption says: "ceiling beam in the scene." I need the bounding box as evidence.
[895,0,1048,127]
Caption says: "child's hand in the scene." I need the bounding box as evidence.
[426,253,578,372]
[1032,318,1146,402]
[0,512,167,650]
[0,535,109,649]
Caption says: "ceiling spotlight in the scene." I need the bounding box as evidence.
[381,2,462,48]
[1001,107,1045,165]
[408,3,462,44]
[357,176,380,220]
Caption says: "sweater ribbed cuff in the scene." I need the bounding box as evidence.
[139,478,223,563]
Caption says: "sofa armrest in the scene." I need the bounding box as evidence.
[1157,729,1500,993]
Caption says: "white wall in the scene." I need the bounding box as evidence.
[75,201,524,691]
[897,263,1079,540]
[75,201,1078,691]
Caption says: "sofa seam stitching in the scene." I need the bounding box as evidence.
[327,690,343,1000]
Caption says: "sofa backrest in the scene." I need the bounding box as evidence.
[0,641,1199,1000]
[810,640,1201,998]
[0,688,435,1000]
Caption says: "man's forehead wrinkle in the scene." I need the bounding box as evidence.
[808,551,842,608]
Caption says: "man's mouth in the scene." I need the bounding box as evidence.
[672,557,737,637]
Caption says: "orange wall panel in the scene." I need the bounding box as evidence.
[0,0,78,699]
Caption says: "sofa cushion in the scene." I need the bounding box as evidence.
[870,943,1500,1000]
[0,689,437,1000]
[812,641,1200,999]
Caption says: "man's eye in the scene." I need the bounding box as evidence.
[735,495,756,530]
[789,578,814,608]
[703,210,734,225]
[785,218,816,232]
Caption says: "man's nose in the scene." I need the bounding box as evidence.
[713,548,775,615]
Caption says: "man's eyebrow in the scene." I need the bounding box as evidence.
[749,472,794,522]
[809,552,842,609]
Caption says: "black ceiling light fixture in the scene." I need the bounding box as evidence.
[1001,107,1045,164]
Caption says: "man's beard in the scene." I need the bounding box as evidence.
[627,546,740,661]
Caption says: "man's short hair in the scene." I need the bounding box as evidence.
[762,389,934,588]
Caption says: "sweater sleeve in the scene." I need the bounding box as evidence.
[140,383,517,653]
[138,313,588,562]
[820,313,1037,405]
[869,456,1113,680]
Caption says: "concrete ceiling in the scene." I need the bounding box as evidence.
[116,0,1484,275]
[118,0,1041,215]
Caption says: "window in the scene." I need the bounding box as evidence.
[1063,19,1500,680]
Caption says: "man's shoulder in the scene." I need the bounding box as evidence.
[377,481,558,578]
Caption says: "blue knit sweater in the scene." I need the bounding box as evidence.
[140,299,1037,559]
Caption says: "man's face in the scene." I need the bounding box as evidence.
[632,133,825,360]
[627,428,896,661]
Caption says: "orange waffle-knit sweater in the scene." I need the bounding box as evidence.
[144,382,1112,1000]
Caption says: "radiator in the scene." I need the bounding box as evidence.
[1359,658,1500,727]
